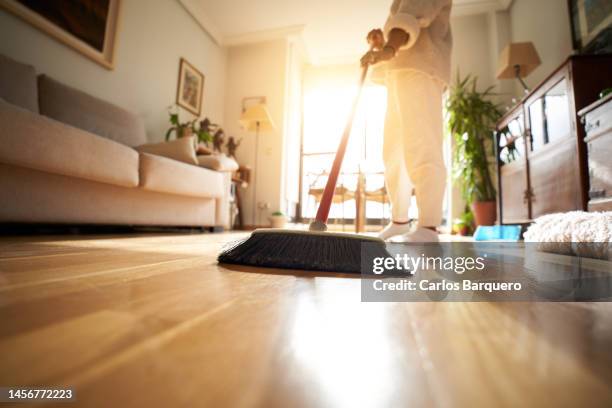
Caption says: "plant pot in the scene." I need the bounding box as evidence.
[269,215,287,228]
[453,224,470,236]
[471,201,496,227]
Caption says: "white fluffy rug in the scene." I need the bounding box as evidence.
[524,211,611,259]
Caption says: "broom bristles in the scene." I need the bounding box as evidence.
[218,229,390,273]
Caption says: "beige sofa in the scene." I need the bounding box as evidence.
[0,54,230,229]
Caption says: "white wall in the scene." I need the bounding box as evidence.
[487,10,514,105]
[0,0,227,141]
[224,39,289,226]
[451,13,495,91]
[509,0,573,97]
[281,39,305,218]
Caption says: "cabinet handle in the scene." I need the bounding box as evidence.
[523,188,535,204]
[585,119,600,133]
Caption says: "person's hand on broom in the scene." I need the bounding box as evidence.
[360,28,409,67]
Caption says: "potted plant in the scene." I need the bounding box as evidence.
[452,208,474,236]
[447,74,501,227]
[165,107,216,146]
[269,211,287,228]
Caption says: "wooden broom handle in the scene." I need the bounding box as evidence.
[309,65,369,231]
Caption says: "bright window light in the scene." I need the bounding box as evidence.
[301,82,415,223]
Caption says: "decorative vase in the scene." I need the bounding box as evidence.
[269,215,287,228]
[177,126,193,138]
[471,201,497,227]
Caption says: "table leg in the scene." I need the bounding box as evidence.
[355,173,366,232]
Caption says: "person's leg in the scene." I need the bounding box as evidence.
[395,70,446,238]
[379,73,414,240]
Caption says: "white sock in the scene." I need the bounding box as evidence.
[390,227,439,243]
[378,221,412,240]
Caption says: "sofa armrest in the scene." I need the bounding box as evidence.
[139,153,224,198]
[197,154,239,173]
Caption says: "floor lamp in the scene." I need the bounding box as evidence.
[239,101,275,227]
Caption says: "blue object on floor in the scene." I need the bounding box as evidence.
[474,225,522,241]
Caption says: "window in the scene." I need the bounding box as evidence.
[301,81,392,224]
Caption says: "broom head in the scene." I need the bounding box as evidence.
[218,229,390,273]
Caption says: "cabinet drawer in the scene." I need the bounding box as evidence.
[587,130,612,201]
[589,198,612,212]
[583,100,612,138]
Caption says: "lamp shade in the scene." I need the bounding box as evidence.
[239,103,275,132]
[496,42,541,79]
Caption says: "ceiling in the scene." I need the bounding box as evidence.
[181,0,512,64]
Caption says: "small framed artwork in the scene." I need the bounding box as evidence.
[0,0,121,69]
[568,0,612,53]
[176,58,205,116]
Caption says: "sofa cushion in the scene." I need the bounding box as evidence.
[38,75,147,146]
[136,136,198,165]
[0,98,139,188]
[139,153,223,198]
[0,54,38,113]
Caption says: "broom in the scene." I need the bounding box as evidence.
[218,34,390,273]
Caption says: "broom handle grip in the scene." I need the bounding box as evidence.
[311,65,369,230]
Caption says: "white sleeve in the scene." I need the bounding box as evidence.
[383,0,451,50]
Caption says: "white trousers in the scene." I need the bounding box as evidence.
[383,70,446,226]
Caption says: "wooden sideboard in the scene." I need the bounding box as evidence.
[495,54,612,224]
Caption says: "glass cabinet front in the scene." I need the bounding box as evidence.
[528,80,571,151]
[497,110,530,224]
[498,113,526,165]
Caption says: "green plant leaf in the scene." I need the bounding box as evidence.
[446,74,501,204]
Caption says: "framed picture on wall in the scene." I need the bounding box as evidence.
[0,0,121,69]
[176,58,204,116]
[569,0,612,53]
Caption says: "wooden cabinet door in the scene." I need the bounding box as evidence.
[528,139,581,218]
[500,162,529,223]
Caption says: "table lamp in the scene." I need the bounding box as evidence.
[239,100,275,227]
[497,42,541,94]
